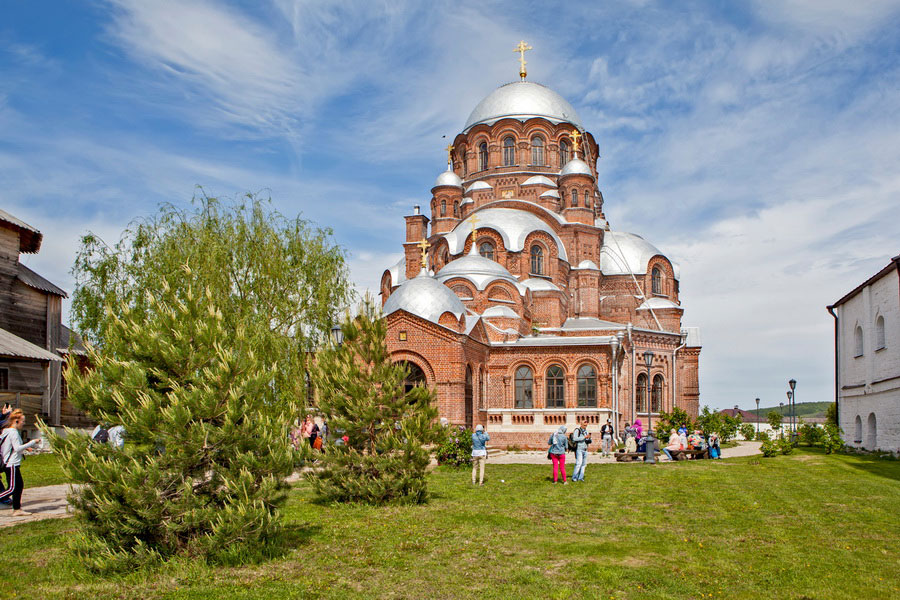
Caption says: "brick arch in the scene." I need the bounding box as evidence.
[508,358,539,378]
[390,351,435,386]
[485,281,519,302]
[574,357,603,375]
[450,282,475,299]
[645,255,676,297]
[538,357,569,375]
[380,271,392,298]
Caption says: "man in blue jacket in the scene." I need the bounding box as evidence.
[471,425,490,486]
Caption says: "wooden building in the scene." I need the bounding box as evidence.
[0,209,90,434]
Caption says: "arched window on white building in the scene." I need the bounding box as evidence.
[854,325,864,357]
[875,315,885,350]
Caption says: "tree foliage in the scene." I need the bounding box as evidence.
[826,402,838,427]
[767,410,784,431]
[47,195,352,569]
[694,406,742,442]
[308,298,442,505]
[654,407,693,441]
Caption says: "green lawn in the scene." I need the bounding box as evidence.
[19,452,70,487]
[3,448,899,599]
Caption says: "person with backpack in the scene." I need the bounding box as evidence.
[570,421,591,482]
[547,425,568,484]
[471,424,490,486]
[90,423,110,444]
[0,410,41,516]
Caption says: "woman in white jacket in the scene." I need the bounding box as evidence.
[0,410,40,516]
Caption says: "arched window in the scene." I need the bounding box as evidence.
[530,245,544,275]
[559,140,569,165]
[503,136,516,166]
[465,366,473,428]
[867,412,877,448]
[453,201,459,217]
[854,325,864,357]
[854,415,862,443]
[431,201,436,216]
[577,365,597,408]
[514,366,533,409]
[479,142,488,171]
[461,151,467,177]
[652,267,662,295]
[399,361,426,394]
[546,365,565,408]
[479,241,495,261]
[652,374,664,413]
[440,199,446,217]
[531,135,544,165]
[584,191,591,208]
[570,189,578,207]
[636,373,648,413]
[480,368,486,410]
[875,315,886,350]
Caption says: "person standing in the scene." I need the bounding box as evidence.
[301,415,314,447]
[600,419,614,457]
[108,425,125,450]
[0,410,40,516]
[548,426,568,484]
[571,421,591,482]
[471,424,490,485]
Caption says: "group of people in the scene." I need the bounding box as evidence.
[663,428,721,460]
[0,405,40,516]
[290,415,330,452]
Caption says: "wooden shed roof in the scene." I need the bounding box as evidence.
[0,327,62,362]
[0,209,42,254]
[17,264,67,297]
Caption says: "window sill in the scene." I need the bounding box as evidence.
[528,272,552,280]
[875,346,886,352]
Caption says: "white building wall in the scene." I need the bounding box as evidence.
[837,267,900,453]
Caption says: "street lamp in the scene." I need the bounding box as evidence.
[788,378,797,441]
[779,402,784,439]
[330,324,344,347]
[786,390,793,438]
[642,350,655,464]
[755,398,760,437]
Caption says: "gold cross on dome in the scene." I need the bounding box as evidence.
[468,213,481,242]
[416,239,431,268]
[445,143,454,164]
[514,40,532,80]
[570,129,582,155]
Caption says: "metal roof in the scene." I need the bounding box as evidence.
[0,209,42,254]
[463,81,584,132]
[0,327,62,362]
[17,264,67,297]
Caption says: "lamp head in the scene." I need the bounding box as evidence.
[330,324,344,346]
[789,378,796,391]
[642,350,655,368]
[755,397,760,406]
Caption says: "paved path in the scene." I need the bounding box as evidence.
[2,442,761,529]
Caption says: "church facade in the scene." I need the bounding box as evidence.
[379,56,701,447]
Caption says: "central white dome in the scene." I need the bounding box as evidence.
[463,81,583,132]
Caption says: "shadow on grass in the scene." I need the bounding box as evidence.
[841,451,900,482]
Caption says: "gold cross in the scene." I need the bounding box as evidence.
[467,213,480,242]
[570,129,582,156]
[514,40,533,81]
[416,239,430,268]
[445,143,454,164]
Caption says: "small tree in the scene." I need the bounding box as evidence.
[654,407,693,441]
[740,423,756,441]
[309,298,442,504]
[822,423,844,454]
[826,402,838,427]
[767,411,784,437]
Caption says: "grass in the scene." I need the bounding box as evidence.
[21,452,69,487]
[3,448,899,599]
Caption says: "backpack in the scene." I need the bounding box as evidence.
[93,427,109,444]
[567,431,578,452]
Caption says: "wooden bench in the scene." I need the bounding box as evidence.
[666,448,709,460]
[615,451,660,462]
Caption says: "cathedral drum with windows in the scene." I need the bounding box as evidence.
[379,53,701,448]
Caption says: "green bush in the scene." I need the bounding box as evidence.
[761,439,779,457]
[799,422,824,446]
[822,424,844,454]
[756,430,770,442]
[777,437,794,455]
[655,407,693,441]
[740,423,756,441]
[436,426,473,467]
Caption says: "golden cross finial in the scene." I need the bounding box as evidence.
[514,40,533,81]
[416,239,430,268]
[468,213,481,242]
[444,143,454,164]
[570,129,582,156]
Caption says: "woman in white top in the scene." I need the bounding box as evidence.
[0,410,40,516]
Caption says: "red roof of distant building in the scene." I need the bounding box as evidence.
[719,408,767,423]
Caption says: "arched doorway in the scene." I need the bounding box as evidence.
[867,412,877,449]
[465,366,474,429]
[399,361,426,394]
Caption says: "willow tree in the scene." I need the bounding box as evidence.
[47,193,352,568]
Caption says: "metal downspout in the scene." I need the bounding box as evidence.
[827,305,839,428]
[627,322,634,423]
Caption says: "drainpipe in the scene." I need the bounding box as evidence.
[672,329,688,413]
[827,305,839,428]
[627,322,634,424]
[610,333,620,436]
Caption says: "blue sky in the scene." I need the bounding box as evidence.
[3,0,899,410]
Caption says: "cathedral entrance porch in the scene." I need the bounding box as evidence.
[484,407,613,449]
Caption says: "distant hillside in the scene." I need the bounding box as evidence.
[749,401,833,418]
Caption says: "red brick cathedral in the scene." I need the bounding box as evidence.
[380,52,701,447]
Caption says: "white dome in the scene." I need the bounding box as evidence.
[521,278,560,292]
[442,207,569,261]
[383,271,466,326]
[560,158,593,177]
[521,175,557,187]
[575,259,599,270]
[637,297,682,310]
[600,231,680,280]
[434,169,463,188]
[436,253,523,292]
[465,180,492,193]
[464,81,583,131]
[482,305,520,319]
[540,190,561,199]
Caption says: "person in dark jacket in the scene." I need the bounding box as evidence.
[571,421,591,482]
[471,425,490,485]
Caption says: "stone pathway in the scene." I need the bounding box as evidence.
[2,442,762,529]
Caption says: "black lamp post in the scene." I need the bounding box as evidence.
[786,391,793,438]
[755,397,760,437]
[642,350,655,464]
[330,324,344,347]
[788,378,797,442]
